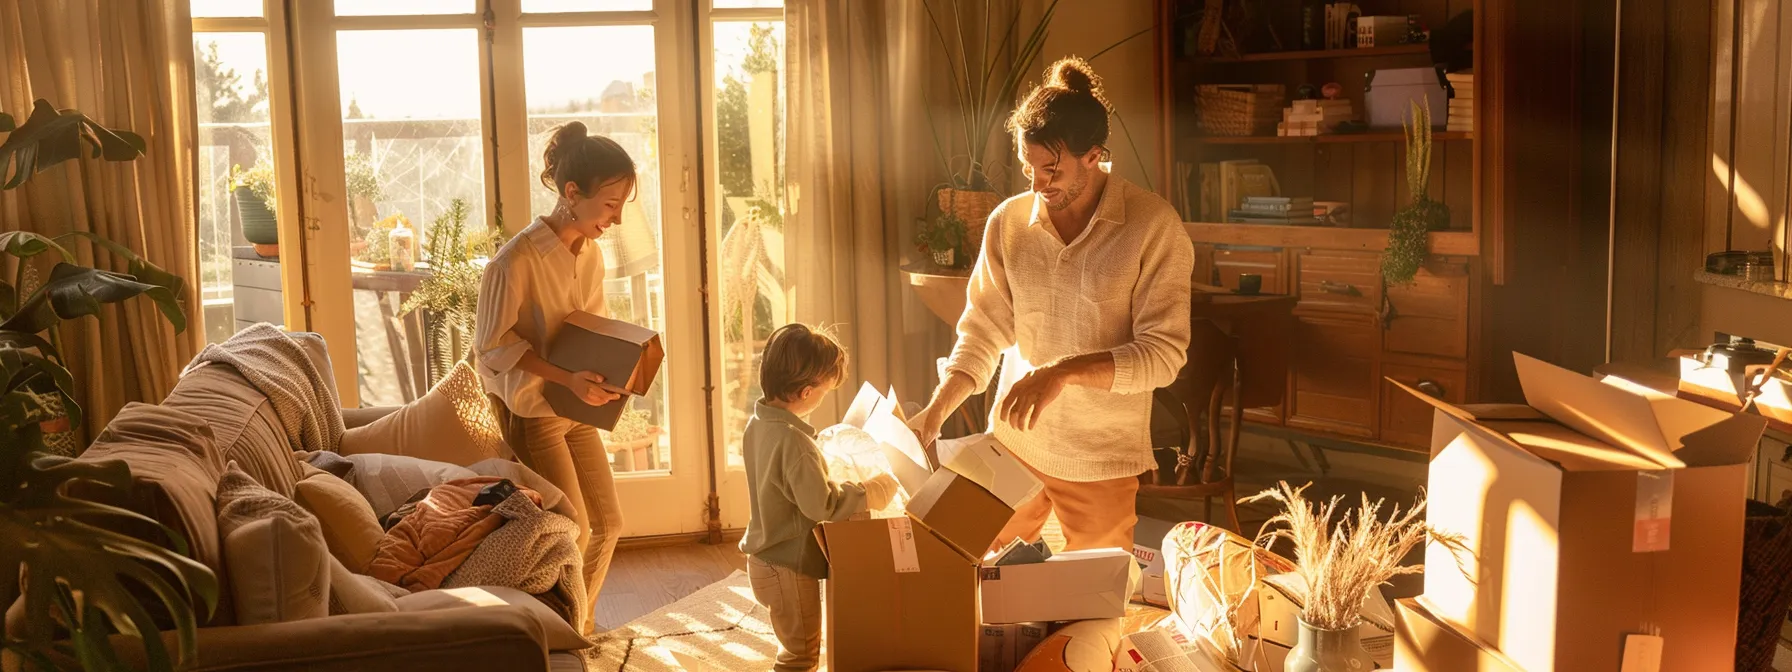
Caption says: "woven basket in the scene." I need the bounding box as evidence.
[1196,85,1285,137]
[1737,499,1792,671]
[938,188,1000,255]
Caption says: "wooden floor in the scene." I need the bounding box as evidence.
[593,540,747,631]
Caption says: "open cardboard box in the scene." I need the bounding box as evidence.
[1393,597,1523,672]
[542,310,664,430]
[1130,517,1178,607]
[1676,352,1792,433]
[1400,352,1767,671]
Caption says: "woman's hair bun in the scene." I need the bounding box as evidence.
[1049,57,1100,96]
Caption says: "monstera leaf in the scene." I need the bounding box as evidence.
[0,455,219,671]
[0,100,146,190]
[1,263,184,336]
[0,331,77,443]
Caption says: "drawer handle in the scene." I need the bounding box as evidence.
[1416,380,1445,399]
[1319,280,1361,296]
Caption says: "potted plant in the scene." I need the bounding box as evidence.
[1382,100,1449,285]
[401,198,505,386]
[229,159,279,255]
[914,212,967,269]
[0,98,217,671]
[1243,482,1453,672]
[602,407,663,469]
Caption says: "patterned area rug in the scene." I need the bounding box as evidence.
[585,570,786,671]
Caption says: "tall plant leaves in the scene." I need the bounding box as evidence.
[0,455,219,672]
[0,232,73,262]
[0,100,146,190]
[58,232,187,318]
[2,263,185,336]
[0,111,15,133]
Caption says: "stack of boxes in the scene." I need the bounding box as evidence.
[818,386,1138,672]
[1392,353,1764,671]
[1445,70,1474,132]
[1278,98,1353,137]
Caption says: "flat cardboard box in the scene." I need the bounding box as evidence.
[1402,352,1766,671]
[1130,516,1178,607]
[936,434,1044,511]
[980,548,1134,624]
[541,310,664,430]
[1393,597,1523,672]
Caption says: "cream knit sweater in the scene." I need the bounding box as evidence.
[945,174,1194,482]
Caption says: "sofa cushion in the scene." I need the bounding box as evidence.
[326,556,401,615]
[165,362,308,496]
[341,453,478,520]
[216,463,332,625]
[292,464,384,573]
[397,586,590,652]
[339,361,508,466]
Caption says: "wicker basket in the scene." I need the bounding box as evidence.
[1196,85,1286,137]
[938,188,1000,255]
[1737,499,1792,671]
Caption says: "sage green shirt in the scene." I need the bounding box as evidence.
[737,400,868,579]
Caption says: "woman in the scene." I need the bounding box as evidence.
[475,121,635,630]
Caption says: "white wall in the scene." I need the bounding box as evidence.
[1031,0,1162,192]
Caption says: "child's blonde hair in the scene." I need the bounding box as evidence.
[760,324,848,402]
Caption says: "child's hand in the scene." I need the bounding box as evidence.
[567,371,622,406]
[862,472,899,510]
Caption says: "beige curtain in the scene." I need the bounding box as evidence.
[785,0,954,419]
[0,0,201,439]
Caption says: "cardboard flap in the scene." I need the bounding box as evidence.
[904,470,1012,561]
[1673,412,1767,467]
[861,393,932,495]
[1483,420,1667,472]
[840,382,882,429]
[1514,353,1685,469]
[1456,404,1548,422]
[935,434,1043,509]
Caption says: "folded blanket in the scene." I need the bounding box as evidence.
[444,490,587,634]
[368,477,542,592]
[184,324,344,454]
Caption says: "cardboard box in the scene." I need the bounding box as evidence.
[980,548,1134,624]
[1114,623,1288,672]
[1365,67,1447,129]
[1131,517,1178,607]
[980,622,1048,672]
[936,434,1044,511]
[1402,352,1766,671]
[541,310,663,430]
[1393,597,1522,672]
[1677,353,1792,432]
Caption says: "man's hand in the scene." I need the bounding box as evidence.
[1000,364,1071,431]
[566,371,622,406]
[908,405,948,470]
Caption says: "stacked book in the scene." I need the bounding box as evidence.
[1446,70,1474,132]
[1279,98,1354,137]
[1229,196,1320,225]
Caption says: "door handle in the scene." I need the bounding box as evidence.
[1319,280,1360,296]
[1416,380,1445,399]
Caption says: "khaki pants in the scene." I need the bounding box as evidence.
[991,453,1140,553]
[746,556,822,672]
[490,397,622,634]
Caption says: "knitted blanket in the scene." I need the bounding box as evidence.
[443,490,587,634]
[184,324,344,454]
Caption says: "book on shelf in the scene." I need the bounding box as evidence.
[1444,69,1475,83]
[1445,122,1474,132]
[1447,99,1474,110]
[1228,211,1322,225]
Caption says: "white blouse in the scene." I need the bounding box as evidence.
[475,217,608,418]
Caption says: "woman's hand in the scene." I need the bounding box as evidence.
[908,405,949,470]
[1000,364,1070,431]
[565,371,622,406]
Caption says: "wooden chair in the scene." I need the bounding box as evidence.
[1139,319,1243,532]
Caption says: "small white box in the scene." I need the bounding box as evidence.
[980,548,1134,624]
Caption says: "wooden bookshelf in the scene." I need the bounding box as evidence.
[1184,223,1480,257]
[1191,131,1473,146]
[1189,43,1432,64]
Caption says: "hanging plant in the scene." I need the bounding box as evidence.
[1382,100,1450,285]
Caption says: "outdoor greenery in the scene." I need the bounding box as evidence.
[401,198,504,386]
[195,41,268,125]
[0,99,217,672]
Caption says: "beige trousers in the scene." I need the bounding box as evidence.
[490,396,623,633]
[991,452,1140,553]
[746,556,823,672]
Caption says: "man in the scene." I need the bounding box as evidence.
[910,57,1194,552]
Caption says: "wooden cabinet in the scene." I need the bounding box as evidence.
[1385,261,1471,360]
[1287,312,1382,438]
[1295,250,1382,316]
[1212,247,1288,294]
[1379,361,1469,448]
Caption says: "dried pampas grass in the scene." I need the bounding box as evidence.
[1243,481,1460,631]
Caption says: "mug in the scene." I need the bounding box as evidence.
[1237,273,1263,295]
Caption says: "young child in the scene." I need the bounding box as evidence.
[739,324,896,672]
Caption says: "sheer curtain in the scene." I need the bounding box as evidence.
[0,0,201,440]
[785,0,952,418]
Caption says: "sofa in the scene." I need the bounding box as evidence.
[1,335,589,672]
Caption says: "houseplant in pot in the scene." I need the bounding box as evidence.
[229,159,279,256]
[914,212,967,269]
[0,98,218,672]
[1381,100,1449,286]
[401,197,505,386]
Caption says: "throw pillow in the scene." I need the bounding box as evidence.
[215,463,331,625]
[396,586,590,652]
[299,449,356,480]
[292,465,384,572]
[340,453,478,520]
[339,361,508,466]
[326,556,399,615]
[466,458,573,519]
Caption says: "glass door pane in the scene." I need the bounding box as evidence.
[712,20,786,469]
[523,25,670,474]
[193,32,284,345]
[334,0,476,16]
[335,29,488,407]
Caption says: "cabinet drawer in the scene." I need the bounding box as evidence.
[1296,250,1381,315]
[1212,247,1287,294]
[1385,262,1469,359]
[1287,313,1380,438]
[1380,362,1468,450]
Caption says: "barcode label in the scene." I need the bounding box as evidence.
[887,518,920,573]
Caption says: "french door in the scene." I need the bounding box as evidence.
[191,0,789,537]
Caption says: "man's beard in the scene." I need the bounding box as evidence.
[1044,163,1088,212]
